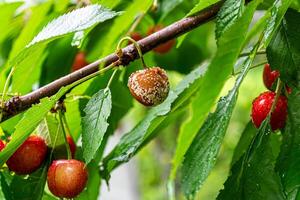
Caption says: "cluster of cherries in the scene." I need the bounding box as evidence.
[0,135,88,198]
[251,64,288,131]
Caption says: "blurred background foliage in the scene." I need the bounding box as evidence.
[0,0,282,199]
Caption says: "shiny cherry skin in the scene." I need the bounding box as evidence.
[0,140,5,151]
[71,52,89,72]
[251,91,287,131]
[263,64,280,91]
[7,135,47,175]
[147,25,175,54]
[47,159,88,198]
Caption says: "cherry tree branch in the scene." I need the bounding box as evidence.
[2,2,223,122]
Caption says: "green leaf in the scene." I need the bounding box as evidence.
[77,161,101,200]
[267,9,300,88]
[96,0,152,58]
[0,172,11,200]
[181,43,259,199]
[231,121,257,166]
[262,0,293,47]
[7,162,49,200]
[217,120,285,200]
[82,88,112,164]
[159,0,184,20]
[0,86,70,166]
[170,0,260,181]
[215,0,244,42]
[12,46,47,94]
[0,2,52,90]
[276,88,300,196]
[27,5,120,47]
[102,64,209,175]
[0,2,22,44]
[187,0,220,16]
[37,115,68,158]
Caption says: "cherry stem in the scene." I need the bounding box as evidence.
[116,36,148,69]
[239,50,266,57]
[58,110,72,160]
[270,79,283,114]
[106,69,118,89]
[127,13,145,35]
[0,67,16,122]
[233,61,268,76]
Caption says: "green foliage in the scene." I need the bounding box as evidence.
[0,0,298,199]
[218,120,285,200]
[276,88,300,197]
[267,9,300,87]
[102,65,208,175]
[231,121,257,165]
[215,0,244,42]
[181,41,260,199]
[1,163,49,200]
[0,86,70,166]
[82,88,112,164]
[187,0,220,16]
[170,0,261,183]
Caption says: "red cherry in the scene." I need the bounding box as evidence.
[130,32,143,42]
[47,159,88,198]
[7,135,47,175]
[263,64,280,91]
[128,67,170,106]
[67,135,76,158]
[251,91,287,131]
[0,140,5,151]
[71,52,89,72]
[147,25,175,54]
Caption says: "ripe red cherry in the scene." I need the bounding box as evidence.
[128,67,170,106]
[147,25,175,54]
[251,91,287,131]
[67,135,76,158]
[130,32,143,42]
[47,159,88,198]
[263,64,280,91]
[71,52,89,72]
[0,140,5,151]
[7,135,47,175]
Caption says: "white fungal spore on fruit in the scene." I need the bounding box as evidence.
[128,67,170,106]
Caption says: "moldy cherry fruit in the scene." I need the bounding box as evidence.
[67,135,76,158]
[263,64,280,91]
[47,159,88,198]
[251,91,287,131]
[147,25,175,54]
[0,140,5,151]
[72,51,89,72]
[7,135,47,175]
[128,67,169,106]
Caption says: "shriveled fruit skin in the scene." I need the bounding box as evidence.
[251,91,287,131]
[128,67,170,106]
[47,159,88,198]
[263,64,280,91]
[67,135,76,158]
[147,25,175,54]
[0,140,5,151]
[7,135,47,175]
[71,52,89,72]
